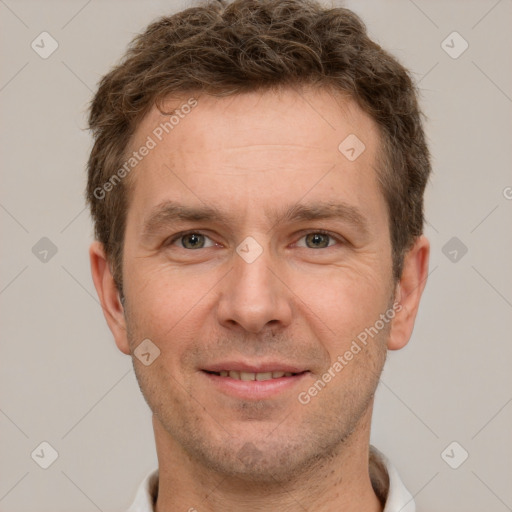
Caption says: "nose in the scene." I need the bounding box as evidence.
[216,242,293,334]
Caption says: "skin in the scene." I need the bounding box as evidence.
[90,86,429,512]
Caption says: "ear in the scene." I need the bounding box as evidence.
[89,241,130,355]
[388,235,430,351]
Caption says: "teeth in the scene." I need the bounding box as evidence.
[256,372,273,381]
[219,370,297,380]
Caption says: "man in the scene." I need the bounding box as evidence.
[87,0,430,510]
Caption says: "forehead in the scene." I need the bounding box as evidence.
[133,87,377,157]
[125,87,383,227]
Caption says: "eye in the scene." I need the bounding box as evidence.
[167,231,216,250]
[295,231,341,249]
[164,230,343,251]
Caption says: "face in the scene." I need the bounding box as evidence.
[116,87,397,480]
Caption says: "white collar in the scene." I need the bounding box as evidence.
[127,446,415,512]
[375,447,416,512]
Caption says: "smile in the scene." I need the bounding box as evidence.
[201,366,310,400]
[205,370,300,381]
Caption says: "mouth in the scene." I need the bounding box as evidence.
[201,364,310,400]
[203,370,303,381]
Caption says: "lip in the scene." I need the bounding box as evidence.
[201,368,310,400]
[202,361,307,374]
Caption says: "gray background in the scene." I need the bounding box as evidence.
[1,0,511,511]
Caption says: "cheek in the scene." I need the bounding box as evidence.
[124,264,200,347]
[294,263,391,344]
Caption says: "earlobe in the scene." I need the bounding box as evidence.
[89,241,131,355]
[387,235,430,351]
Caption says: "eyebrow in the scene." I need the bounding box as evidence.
[141,199,369,240]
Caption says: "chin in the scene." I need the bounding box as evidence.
[182,431,330,484]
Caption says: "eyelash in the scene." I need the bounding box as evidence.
[165,229,344,249]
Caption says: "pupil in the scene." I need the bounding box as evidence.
[185,234,203,248]
[308,233,328,248]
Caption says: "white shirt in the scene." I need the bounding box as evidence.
[127,446,415,512]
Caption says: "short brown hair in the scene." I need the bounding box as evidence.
[86,0,431,294]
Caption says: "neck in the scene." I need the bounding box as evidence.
[153,406,383,512]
